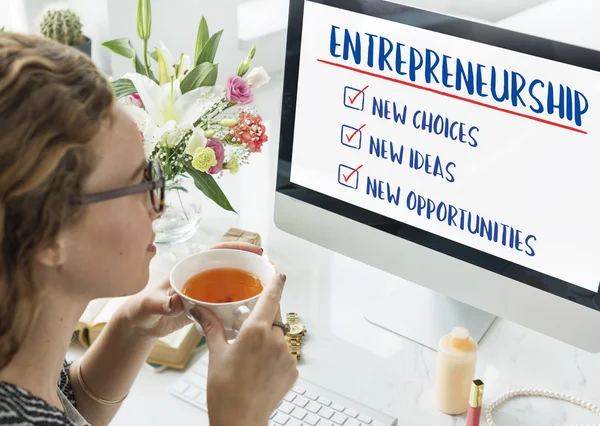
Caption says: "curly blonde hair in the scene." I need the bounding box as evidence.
[0,32,114,369]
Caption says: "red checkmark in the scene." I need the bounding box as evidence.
[345,124,366,143]
[342,165,363,182]
[347,85,369,104]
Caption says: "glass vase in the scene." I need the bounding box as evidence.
[153,178,203,245]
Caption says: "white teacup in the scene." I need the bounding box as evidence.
[170,248,276,338]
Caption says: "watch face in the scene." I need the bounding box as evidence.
[289,323,305,335]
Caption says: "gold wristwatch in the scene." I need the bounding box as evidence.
[285,312,307,360]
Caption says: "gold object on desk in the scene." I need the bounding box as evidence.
[220,227,261,247]
[285,312,307,361]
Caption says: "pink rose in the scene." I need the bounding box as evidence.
[226,75,254,105]
[206,138,225,174]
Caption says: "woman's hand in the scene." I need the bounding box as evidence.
[191,273,298,426]
[117,241,264,339]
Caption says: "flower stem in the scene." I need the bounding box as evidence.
[176,189,189,221]
[143,38,151,76]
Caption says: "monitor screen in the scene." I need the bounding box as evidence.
[277,0,600,310]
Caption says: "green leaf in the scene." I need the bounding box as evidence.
[102,38,135,59]
[125,40,157,82]
[150,50,158,61]
[168,186,188,193]
[102,38,156,81]
[133,55,147,75]
[180,63,218,94]
[111,78,136,99]
[182,159,236,213]
[194,17,210,65]
[195,29,223,66]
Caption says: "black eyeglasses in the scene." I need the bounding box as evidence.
[70,159,165,213]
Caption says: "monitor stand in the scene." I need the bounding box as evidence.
[364,279,497,351]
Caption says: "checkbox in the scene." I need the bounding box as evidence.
[338,164,362,190]
[344,85,368,111]
[341,124,365,150]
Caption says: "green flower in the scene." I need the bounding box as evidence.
[224,155,240,174]
[192,147,217,172]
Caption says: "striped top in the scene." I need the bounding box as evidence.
[0,360,84,426]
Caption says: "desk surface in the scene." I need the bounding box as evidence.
[68,2,600,424]
[68,216,600,426]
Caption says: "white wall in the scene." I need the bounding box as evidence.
[105,0,252,86]
[68,0,112,74]
[103,0,552,80]
[0,0,27,32]
[392,0,550,22]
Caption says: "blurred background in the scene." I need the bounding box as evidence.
[2,0,598,80]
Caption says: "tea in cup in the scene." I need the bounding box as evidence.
[170,248,276,337]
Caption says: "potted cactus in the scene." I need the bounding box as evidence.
[39,7,91,57]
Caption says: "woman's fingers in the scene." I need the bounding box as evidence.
[208,241,263,256]
[249,274,286,324]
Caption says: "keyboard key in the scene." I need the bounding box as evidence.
[306,392,319,400]
[283,392,297,403]
[273,412,290,424]
[172,381,189,393]
[357,414,372,424]
[192,363,209,377]
[306,401,322,414]
[287,419,303,426]
[304,413,320,425]
[331,412,348,424]
[344,409,359,418]
[194,391,207,405]
[270,411,277,419]
[291,407,307,420]
[319,407,334,419]
[279,402,295,414]
[293,387,306,395]
[345,419,361,426]
[316,421,334,426]
[318,397,332,406]
[183,386,201,399]
[331,403,345,412]
[293,396,309,408]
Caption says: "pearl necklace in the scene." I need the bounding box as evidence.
[485,389,600,426]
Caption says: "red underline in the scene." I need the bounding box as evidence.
[317,59,588,135]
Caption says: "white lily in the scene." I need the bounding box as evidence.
[123,72,222,156]
[185,127,208,156]
[155,41,192,82]
[155,41,176,84]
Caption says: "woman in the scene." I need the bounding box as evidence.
[0,32,298,426]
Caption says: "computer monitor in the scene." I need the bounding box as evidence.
[274,0,600,352]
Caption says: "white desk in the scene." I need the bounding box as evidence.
[67,212,600,426]
[68,5,600,423]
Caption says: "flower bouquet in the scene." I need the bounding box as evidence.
[102,0,269,242]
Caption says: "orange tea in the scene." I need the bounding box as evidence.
[182,267,263,303]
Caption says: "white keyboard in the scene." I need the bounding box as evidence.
[170,352,398,426]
